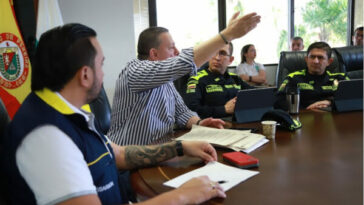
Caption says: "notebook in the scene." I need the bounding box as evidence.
[234,87,276,123]
[333,79,363,112]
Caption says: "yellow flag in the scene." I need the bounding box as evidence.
[0,0,32,119]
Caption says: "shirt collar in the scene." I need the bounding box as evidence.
[35,88,92,121]
[206,67,229,78]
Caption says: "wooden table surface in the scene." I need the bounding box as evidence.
[131,111,363,205]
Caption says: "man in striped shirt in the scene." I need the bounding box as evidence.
[109,12,261,145]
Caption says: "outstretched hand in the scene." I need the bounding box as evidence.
[182,141,217,163]
[223,12,261,41]
[199,117,225,129]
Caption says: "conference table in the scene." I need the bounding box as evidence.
[130,110,363,205]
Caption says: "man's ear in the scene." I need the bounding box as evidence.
[78,66,93,88]
[149,48,158,61]
[327,57,334,65]
[228,56,235,64]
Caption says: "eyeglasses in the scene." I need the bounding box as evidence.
[215,50,230,57]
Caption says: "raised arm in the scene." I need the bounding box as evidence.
[127,49,197,92]
[193,12,260,67]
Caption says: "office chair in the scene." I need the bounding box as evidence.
[333,46,363,79]
[89,85,111,135]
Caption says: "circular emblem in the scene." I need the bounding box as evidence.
[0,32,29,89]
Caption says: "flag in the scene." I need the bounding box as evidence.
[36,0,64,39]
[12,0,37,63]
[0,0,31,119]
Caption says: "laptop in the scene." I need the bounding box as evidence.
[333,79,363,112]
[234,87,276,123]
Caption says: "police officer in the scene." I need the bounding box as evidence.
[185,43,253,119]
[276,42,349,110]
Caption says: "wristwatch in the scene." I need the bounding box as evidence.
[175,141,184,156]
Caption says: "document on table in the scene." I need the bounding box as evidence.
[176,125,268,153]
[163,161,259,191]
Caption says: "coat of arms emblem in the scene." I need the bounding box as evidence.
[0,33,29,89]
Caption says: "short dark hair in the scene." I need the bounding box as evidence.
[137,27,169,60]
[240,44,253,63]
[291,36,303,42]
[354,26,363,34]
[306,42,332,58]
[32,23,97,91]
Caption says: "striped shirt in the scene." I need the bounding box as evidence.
[108,48,198,145]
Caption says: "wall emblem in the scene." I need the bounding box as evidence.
[0,33,29,89]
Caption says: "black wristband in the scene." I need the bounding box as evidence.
[196,119,202,125]
[249,76,252,82]
[175,141,184,156]
[219,33,229,44]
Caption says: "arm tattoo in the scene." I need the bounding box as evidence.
[125,142,177,169]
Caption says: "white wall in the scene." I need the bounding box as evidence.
[59,0,136,104]
[354,0,363,28]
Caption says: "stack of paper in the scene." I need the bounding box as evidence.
[163,161,259,191]
[176,125,268,153]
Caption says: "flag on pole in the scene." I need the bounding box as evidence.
[36,0,64,39]
[0,0,31,119]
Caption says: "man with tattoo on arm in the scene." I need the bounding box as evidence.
[2,23,225,205]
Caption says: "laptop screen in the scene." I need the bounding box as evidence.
[334,79,363,112]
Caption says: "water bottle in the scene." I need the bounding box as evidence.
[286,86,300,114]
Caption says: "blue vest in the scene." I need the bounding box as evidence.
[2,89,122,204]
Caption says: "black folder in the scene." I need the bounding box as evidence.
[234,87,276,123]
[333,79,363,112]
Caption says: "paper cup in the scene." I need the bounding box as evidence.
[261,120,277,139]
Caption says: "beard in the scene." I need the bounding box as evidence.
[86,72,102,104]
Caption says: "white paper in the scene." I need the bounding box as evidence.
[176,125,267,153]
[239,138,269,153]
[163,161,259,191]
[177,125,251,146]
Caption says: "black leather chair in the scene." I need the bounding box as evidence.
[89,85,111,135]
[333,46,363,79]
[276,50,342,87]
